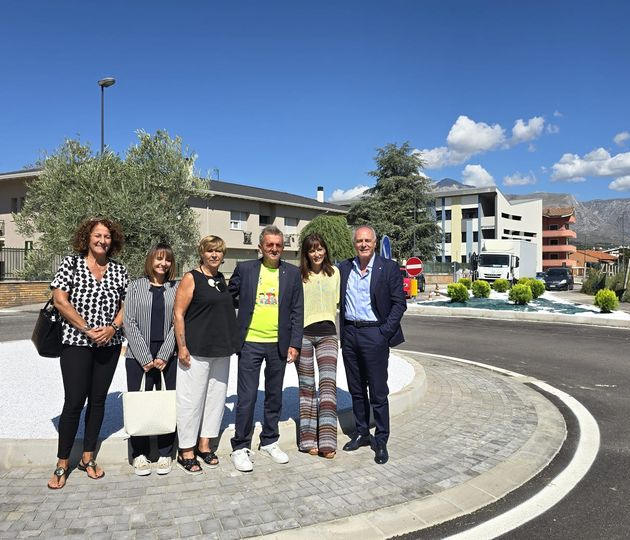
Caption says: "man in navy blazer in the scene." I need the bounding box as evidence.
[228,225,304,472]
[338,225,406,464]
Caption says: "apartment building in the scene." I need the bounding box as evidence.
[0,169,346,275]
[541,206,577,271]
[434,186,542,269]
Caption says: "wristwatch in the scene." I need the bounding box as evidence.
[110,322,121,332]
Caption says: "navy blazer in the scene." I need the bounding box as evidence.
[338,254,407,348]
[228,259,304,356]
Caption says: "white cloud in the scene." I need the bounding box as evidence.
[551,148,630,181]
[461,164,495,187]
[614,131,630,146]
[528,143,536,152]
[553,110,563,118]
[609,176,630,191]
[546,124,560,134]
[328,185,370,202]
[447,116,506,154]
[503,172,537,186]
[511,117,545,144]
[418,114,548,169]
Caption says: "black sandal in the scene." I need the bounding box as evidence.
[196,448,219,468]
[177,455,203,475]
[77,459,105,479]
[47,466,68,490]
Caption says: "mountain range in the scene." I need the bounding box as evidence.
[432,178,630,246]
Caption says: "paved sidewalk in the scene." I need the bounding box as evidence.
[0,354,565,539]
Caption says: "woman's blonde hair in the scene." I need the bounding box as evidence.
[198,235,227,263]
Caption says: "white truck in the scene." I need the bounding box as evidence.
[477,239,538,284]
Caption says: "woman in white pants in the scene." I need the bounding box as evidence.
[173,236,239,474]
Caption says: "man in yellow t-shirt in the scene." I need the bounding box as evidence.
[228,225,304,472]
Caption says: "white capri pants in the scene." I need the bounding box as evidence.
[176,354,230,449]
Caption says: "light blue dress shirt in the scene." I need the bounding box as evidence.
[344,253,378,321]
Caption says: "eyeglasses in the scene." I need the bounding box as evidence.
[207,277,226,293]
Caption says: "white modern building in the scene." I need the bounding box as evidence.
[434,186,543,270]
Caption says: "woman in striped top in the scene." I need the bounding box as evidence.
[296,233,340,459]
[124,244,178,476]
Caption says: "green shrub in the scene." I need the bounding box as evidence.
[517,277,531,285]
[492,278,510,292]
[581,269,606,295]
[458,277,472,289]
[527,278,545,299]
[447,282,469,303]
[594,288,619,313]
[509,283,533,304]
[605,272,625,297]
[471,280,491,298]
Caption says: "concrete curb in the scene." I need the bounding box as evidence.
[263,352,567,539]
[0,354,427,470]
[406,304,630,328]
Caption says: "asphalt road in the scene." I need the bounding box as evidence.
[2,310,630,538]
[399,314,630,539]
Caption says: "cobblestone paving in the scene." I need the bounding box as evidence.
[0,357,544,539]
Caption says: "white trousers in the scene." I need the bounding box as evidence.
[176,354,230,449]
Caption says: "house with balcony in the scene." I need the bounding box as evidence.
[0,169,346,278]
[433,185,542,270]
[542,206,577,271]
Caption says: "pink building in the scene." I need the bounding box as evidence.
[542,207,577,271]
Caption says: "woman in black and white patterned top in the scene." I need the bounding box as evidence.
[47,217,128,490]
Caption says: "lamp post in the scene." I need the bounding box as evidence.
[97,77,116,153]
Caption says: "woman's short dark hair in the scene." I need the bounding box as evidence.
[72,217,125,256]
[144,243,176,282]
[299,233,334,282]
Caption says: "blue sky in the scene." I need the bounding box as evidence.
[1,0,629,202]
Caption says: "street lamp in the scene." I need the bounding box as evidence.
[97,77,116,154]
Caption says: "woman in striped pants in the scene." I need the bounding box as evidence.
[296,234,340,459]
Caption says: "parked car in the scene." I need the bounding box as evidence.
[544,268,574,291]
[535,271,547,280]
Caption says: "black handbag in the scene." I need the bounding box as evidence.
[31,256,78,358]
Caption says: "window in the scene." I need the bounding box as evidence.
[462,208,478,219]
[435,210,442,220]
[503,229,510,235]
[512,230,520,236]
[444,233,451,243]
[548,224,559,230]
[445,256,451,262]
[11,198,20,213]
[284,217,298,232]
[461,232,467,242]
[550,239,559,246]
[512,215,522,221]
[461,255,467,263]
[259,215,271,226]
[482,229,495,239]
[473,231,479,242]
[501,212,510,219]
[524,232,536,237]
[230,211,248,230]
[444,210,452,220]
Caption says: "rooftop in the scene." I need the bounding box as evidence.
[543,206,575,218]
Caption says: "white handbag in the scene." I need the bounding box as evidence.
[123,372,176,436]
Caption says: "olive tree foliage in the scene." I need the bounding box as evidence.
[298,214,355,263]
[347,142,441,261]
[15,131,206,279]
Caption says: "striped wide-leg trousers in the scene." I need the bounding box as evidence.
[296,334,338,453]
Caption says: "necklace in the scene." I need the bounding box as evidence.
[199,266,225,292]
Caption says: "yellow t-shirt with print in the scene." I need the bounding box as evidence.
[246,264,279,342]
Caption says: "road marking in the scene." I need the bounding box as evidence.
[398,349,601,539]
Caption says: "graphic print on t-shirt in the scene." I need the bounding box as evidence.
[246,265,279,342]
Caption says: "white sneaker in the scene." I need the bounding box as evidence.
[132,455,151,476]
[156,456,172,475]
[231,448,254,472]
[259,442,289,464]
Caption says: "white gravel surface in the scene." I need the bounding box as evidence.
[0,340,414,440]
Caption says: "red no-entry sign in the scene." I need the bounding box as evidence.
[405,257,423,277]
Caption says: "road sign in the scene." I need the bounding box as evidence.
[405,257,423,277]
[380,235,392,259]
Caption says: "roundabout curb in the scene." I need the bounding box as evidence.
[0,354,427,470]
